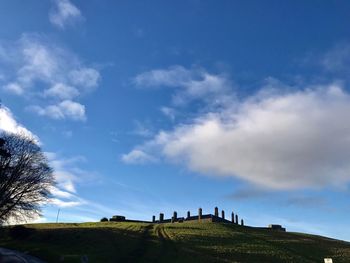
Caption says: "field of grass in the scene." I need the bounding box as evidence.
[0,221,349,262]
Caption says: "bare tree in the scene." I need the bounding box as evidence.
[0,132,54,224]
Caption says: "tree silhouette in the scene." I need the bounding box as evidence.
[0,132,54,224]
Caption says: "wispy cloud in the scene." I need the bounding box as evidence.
[321,43,350,73]
[49,0,83,29]
[301,42,350,83]
[134,65,234,106]
[44,83,79,100]
[3,82,23,95]
[226,188,271,200]
[0,34,100,121]
[285,195,328,208]
[160,106,176,121]
[121,149,158,164]
[46,152,89,194]
[50,187,75,199]
[226,187,329,210]
[50,198,84,208]
[132,120,154,137]
[69,68,100,91]
[45,152,98,208]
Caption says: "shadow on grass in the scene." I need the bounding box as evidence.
[0,223,350,263]
[0,225,152,263]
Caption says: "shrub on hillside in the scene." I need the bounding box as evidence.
[100,217,108,222]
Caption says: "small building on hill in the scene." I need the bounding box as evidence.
[254,224,286,232]
[109,215,150,224]
[109,215,125,222]
[268,224,286,231]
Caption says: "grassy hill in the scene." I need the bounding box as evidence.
[0,221,349,262]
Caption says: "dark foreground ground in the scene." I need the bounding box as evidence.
[0,221,349,262]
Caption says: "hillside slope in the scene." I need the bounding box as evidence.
[0,222,349,262]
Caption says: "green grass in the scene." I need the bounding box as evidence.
[0,221,349,262]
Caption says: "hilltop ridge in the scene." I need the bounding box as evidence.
[0,221,349,262]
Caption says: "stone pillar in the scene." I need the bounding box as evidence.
[231,212,234,223]
[173,211,177,221]
[214,207,219,217]
[198,208,202,221]
[221,210,225,219]
[152,215,155,222]
[159,213,164,222]
[187,211,190,219]
[241,219,244,226]
[235,214,238,224]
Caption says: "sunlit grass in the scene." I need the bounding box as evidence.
[0,221,349,262]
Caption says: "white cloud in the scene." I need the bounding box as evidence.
[321,43,350,72]
[62,130,73,138]
[60,179,76,193]
[18,37,60,85]
[49,0,83,29]
[134,65,192,87]
[160,106,176,121]
[45,152,95,194]
[0,34,100,121]
[132,121,153,137]
[121,149,158,164]
[134,65,233,106]
[45,152,97,208]
[50,198,83,208]
[3,82,23,95]
[125,85,350,190]
[28,100,86,121]
[69,68,100,91]
[50,186,75,199]
[0,105,37,139]
[46,154,78,193]
[44,83,79,100]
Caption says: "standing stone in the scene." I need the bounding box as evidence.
[214,207,219,217]
[152,215,155,222]
[160,213,164,222]
[235,214,238,224]
[231,212,234,223]
[241,219,244,226]
[172,211,177,222]
[198,208,202,221]
[187,211,190,219]
[221,210,225,219]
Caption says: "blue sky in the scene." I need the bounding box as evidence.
[1,0,350,241]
